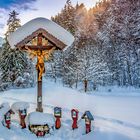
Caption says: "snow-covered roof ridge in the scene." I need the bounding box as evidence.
[7,17,74,49]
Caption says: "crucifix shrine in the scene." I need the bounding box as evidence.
[8,17,74,112]
[24,33,56,112]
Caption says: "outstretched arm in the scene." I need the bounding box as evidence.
[24,46,37,55]
[42,47,56,55]
[43,47,56,61]
[24,46,37,60]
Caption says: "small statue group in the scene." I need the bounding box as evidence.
[0,102,94,137]
[54,107,94,134]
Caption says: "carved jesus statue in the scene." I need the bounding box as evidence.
[25,46,55,81]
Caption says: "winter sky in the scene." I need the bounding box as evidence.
[0,0,99,37]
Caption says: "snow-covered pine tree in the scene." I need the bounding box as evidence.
[45,50,64,83]
[62,44,79,88]
[51,0,139,88]
[78,43,110,91]
[5,10,21,37]
[0,10,34,90]
[51,0,78,85]
[52,0,76,35]
[97,0,140,87]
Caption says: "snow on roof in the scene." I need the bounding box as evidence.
[11,102,29,113]
[28,112,55,126]
[0,102,10,121]
[7,17,74,49]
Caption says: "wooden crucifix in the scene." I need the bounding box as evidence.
[25,33,55,112]
[7,18,74,113]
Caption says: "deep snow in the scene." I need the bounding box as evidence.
[0,79,140,140]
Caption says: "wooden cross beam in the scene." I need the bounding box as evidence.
[22,45,54,51]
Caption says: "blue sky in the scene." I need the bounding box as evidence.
[0,0,36,9]
[0,0,98,37]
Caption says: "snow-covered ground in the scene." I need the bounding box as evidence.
[0,79,140,140]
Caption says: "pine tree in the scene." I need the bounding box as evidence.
[62,45,79,88]
[51,0,76,35]
[45,50,64,83]
[5,10,21,37]
[51,0,140,88]
[0,10,34,89]
[1,47,28,82]
[97,0,140,86]
[75,3,88,37]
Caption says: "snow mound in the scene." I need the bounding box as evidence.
[28,112,55,126]
[0,102,10,121]
[7,17,74,49]
[11,102,29,112]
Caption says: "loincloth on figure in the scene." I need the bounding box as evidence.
[36,63,45,73]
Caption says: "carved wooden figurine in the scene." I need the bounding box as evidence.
[54,107,62,129]
[25,46,55,81]
[82,111,94,134]
[71,109,79,130]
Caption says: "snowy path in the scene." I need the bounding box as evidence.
[0,80,140,140]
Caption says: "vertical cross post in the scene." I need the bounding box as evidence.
[36,33,43,112]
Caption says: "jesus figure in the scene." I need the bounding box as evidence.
[25,47,55,81]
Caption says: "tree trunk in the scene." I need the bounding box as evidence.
[126,60,133,86]
[75,73,78,89]
[84,79,88,92]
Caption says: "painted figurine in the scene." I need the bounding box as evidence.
[4,111,11,129]
[82,111,94,134]
[54,107,62,129]
[71,109,79,130]
[19,109,27,129]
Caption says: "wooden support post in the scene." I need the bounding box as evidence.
[36,68,43,112]
[36,33,43,112]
